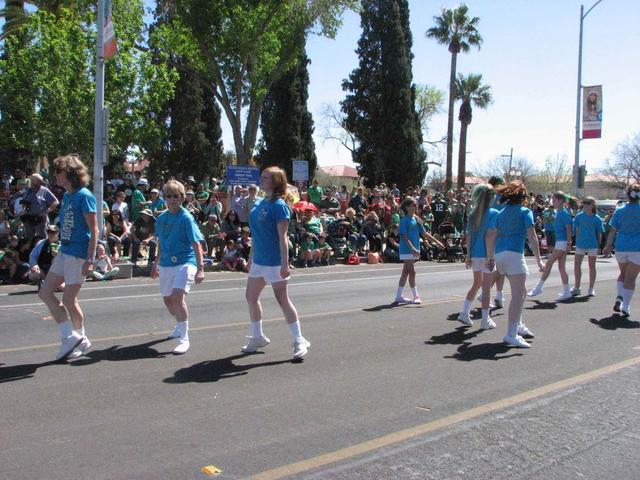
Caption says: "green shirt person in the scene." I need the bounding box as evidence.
[307,180,323,206]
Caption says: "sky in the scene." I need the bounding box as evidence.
[302,0,640,175]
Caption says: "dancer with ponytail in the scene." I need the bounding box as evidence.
[603,184,640,318]
[458,184,498,329]
[528,192,573,300]
[486,181,544,348]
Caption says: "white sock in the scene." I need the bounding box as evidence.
[177,321,188,339]
[507,318,519,338]
[562,284,570,292]
[622,289,634,310]
[535,279,545,289]
[617,281,624,297]
[396,286,405,299]
[482,309,490,321]
[495,291,503,301]
[58,320,73,338]
[250,320,264,338]
[411,287,419,298]
[74,327,86,338]
[288,321,302,341]
[462,299,472,314]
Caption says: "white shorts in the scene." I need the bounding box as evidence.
[616,251,640,266]
[399,253,419,261]
[575,247,598,257]
[471,257,491,273]
[49,252,86,285]
[159,264,196,296]
[554,240,569,252]
[248,263,289,284]
[495,251,529,276]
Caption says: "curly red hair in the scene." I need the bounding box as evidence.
[496,180,528,205]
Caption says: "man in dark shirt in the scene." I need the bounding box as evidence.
[348,186,368,214]
[130,209,156,265]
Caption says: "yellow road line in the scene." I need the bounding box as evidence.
[0,295,466,354]
[247,355,640,480]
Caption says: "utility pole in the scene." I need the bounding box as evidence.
[93,0,106,239]
[501,148,513,181]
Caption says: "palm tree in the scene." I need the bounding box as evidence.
[426,4,482,190]
[455,73,492,189]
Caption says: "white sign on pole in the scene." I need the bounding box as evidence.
[292,160,309,182]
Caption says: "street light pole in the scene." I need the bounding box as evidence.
[574,0,604,196]
[501,148,513,181]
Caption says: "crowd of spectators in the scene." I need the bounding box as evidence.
[0,168,621,286]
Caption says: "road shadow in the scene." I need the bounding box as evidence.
[69,338,170,366]
[446,309,503,322]
[0,359,59,383]
[364,302,414,312]
[163,352,293,383]
[446,342,525,362]
[590,315,640,330]
[7,289,38,296]
[425,326,481,346]
[526,300,558,311]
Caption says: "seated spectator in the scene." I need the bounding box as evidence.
[319,192,340,215]
[0,249,30,284]
[106,209,131,260]
[317,232,333,265]
[28,224,59,288]
[384,223,400,262]
[111,191,129,221]
[130,209,157,265]
[221,210,241,243]
[307,179,324,207]
[200,214,222,259]
[239,227,251,260]
[90,243,120,281]
[195,183,210,206]
[362,211,384,252]
[183,190,202,220]
[222,238,246,272]
[202,194,223,219]
[302,209,323,235]
[298,232,320,267]
[0,209,11,245]
[344,208,367,253]
[149,188,166,216]
[329,221,352,259]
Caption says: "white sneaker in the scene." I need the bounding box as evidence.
[56,332,83,361]
[481,317,496,330]
[457,312,473,327]
[167,325,181,339]
[241,335,271,353]
[557,290,573,301]
[411,296,422,305]
[173,337,190,354]
[68,336,92,359]
[395,296,411,304]
[614,296,623,312]
[292,337,310,359]
[528,285,543,297]
[518,325,535,339]
[621,307,631,318]
[493,297,503,308]
[503,335,531,348]
[570,287,581,297]
[588,288,596,297]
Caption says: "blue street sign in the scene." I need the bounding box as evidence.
[226,165,260,186]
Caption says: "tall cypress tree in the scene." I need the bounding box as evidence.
[257,51,317,181]
[342,0,425,189]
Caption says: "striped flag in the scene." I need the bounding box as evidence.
[103,0,117,59]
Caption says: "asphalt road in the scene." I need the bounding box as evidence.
[1,258,639,480]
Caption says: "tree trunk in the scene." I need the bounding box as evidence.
[457,120,468,190]
[446,51,457,190]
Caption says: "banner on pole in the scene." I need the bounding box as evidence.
[582,85,602,139]
[104,0,118,59]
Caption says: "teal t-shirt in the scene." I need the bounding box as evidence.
[59,187,97,259]
[156,207,204,267]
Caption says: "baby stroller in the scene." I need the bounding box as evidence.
[437,220,465,263]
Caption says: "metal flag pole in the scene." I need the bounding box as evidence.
[93,0,106,239]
